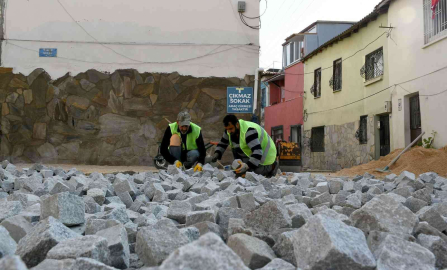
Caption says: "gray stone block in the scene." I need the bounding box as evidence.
[417,206,447,232]
[85,219,121,236]
[228,233,276,269]
[217,207,247,240]
[0,255,28,270]
[32,259,75,270]
[84,196,102,214]
[374,234,435,270]
[258,258,295,270]
[96,224,130,269]
[46,235,109,264]
[0,215,33,243]
[237,193,256,211]
[71,257,117,270]
[405,196,428,213]
[273,231,296,266]
[193,221,222,238]
[180,227,200,242]
[0,226,17,258]
[293,215,376,270]
[366,230,416,255]
[328,179,344,194]
[157,233,249,270]
[0,201,22,223]
[167,201,192,224]
[350,194,418,235]
[41,192,85,226]
[227,218,252,238]
[413,188,432,204]
[186,210,216,226]
[87,188,106,205]
[136,221,189,266]
[417,233,447,269]
[286,203,312,222]
[15,217,79,267]
[244,201,291,233]
[104,206,130,224]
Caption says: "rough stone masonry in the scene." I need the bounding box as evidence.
[0,68,254,166]
[1,160,447,270]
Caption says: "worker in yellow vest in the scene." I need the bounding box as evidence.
[160,111,206,172]
[212,114,278,177]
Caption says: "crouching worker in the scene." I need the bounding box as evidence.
[211,114,278,177]
[160,111,206,172]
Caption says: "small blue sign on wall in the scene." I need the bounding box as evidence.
[227,87,254,113]
[39,48,57,57]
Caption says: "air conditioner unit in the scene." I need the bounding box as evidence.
[384,101,392,113]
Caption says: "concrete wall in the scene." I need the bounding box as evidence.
[302,13,392,170]
[1,0,259,79]
[0,68,254,165]
[388,0,447,149]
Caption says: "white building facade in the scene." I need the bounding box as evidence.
[387,0,447,149]
[0,0,259,78]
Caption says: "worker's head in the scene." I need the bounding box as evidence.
[223,115,240,137]
[177,111,191,134]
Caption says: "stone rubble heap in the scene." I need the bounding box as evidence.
[0,160,447,269]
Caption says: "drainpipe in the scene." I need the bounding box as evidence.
[254,68,264,121]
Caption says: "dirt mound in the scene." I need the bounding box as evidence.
[335,146,447,177]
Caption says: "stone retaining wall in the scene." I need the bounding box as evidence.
[0,68,254,165]
[302,116,375,171]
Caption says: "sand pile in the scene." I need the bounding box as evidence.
[335,146,447,177]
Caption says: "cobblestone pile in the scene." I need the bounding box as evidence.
[1,160,447,269]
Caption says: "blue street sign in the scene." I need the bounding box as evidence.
[39,48,57,57]
[227,87,254,113]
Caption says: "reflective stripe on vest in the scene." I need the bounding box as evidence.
[228,120,276,165]
[169,122,201,151]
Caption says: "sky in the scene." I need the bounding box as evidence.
[259,0,383,70]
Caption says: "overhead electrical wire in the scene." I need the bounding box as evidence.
[6,41,253,65]
[238,0,266,30]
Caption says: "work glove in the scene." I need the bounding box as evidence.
[174,160,183,168]
[211,152,220,163]
[234,160,249,174]
[194,163,203,172]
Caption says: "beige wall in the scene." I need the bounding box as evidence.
[301,13,394,170]
[303,13,391,132]
[388,0,447,149]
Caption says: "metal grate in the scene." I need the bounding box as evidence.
[360,48,383,81]
[410,96,421,130]
[314,68,321,98]
[330,59,342,91]
[355,116,368,144]
[424,0,447,44]
[311,127,325,152]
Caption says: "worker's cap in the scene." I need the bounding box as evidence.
[177,111,191,126]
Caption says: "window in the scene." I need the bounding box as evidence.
[423,0,447,44]
[356,116,368,144]
[311,127,325,152]
[283,41,304,67]
[290,125,301,144]
[271,126,284,142]
[362,48,384,81]
[330,58,342,91]
[313,68,321,98]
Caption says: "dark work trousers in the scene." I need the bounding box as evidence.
[231,149,277,177]
[170,146,200,169]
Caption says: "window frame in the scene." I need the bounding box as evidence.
[311,126,325,152]
[364,47,384,81]
[332,58,342,92]
[271,125,284,142]
[314,68,322,98]
[423,0,447,44]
